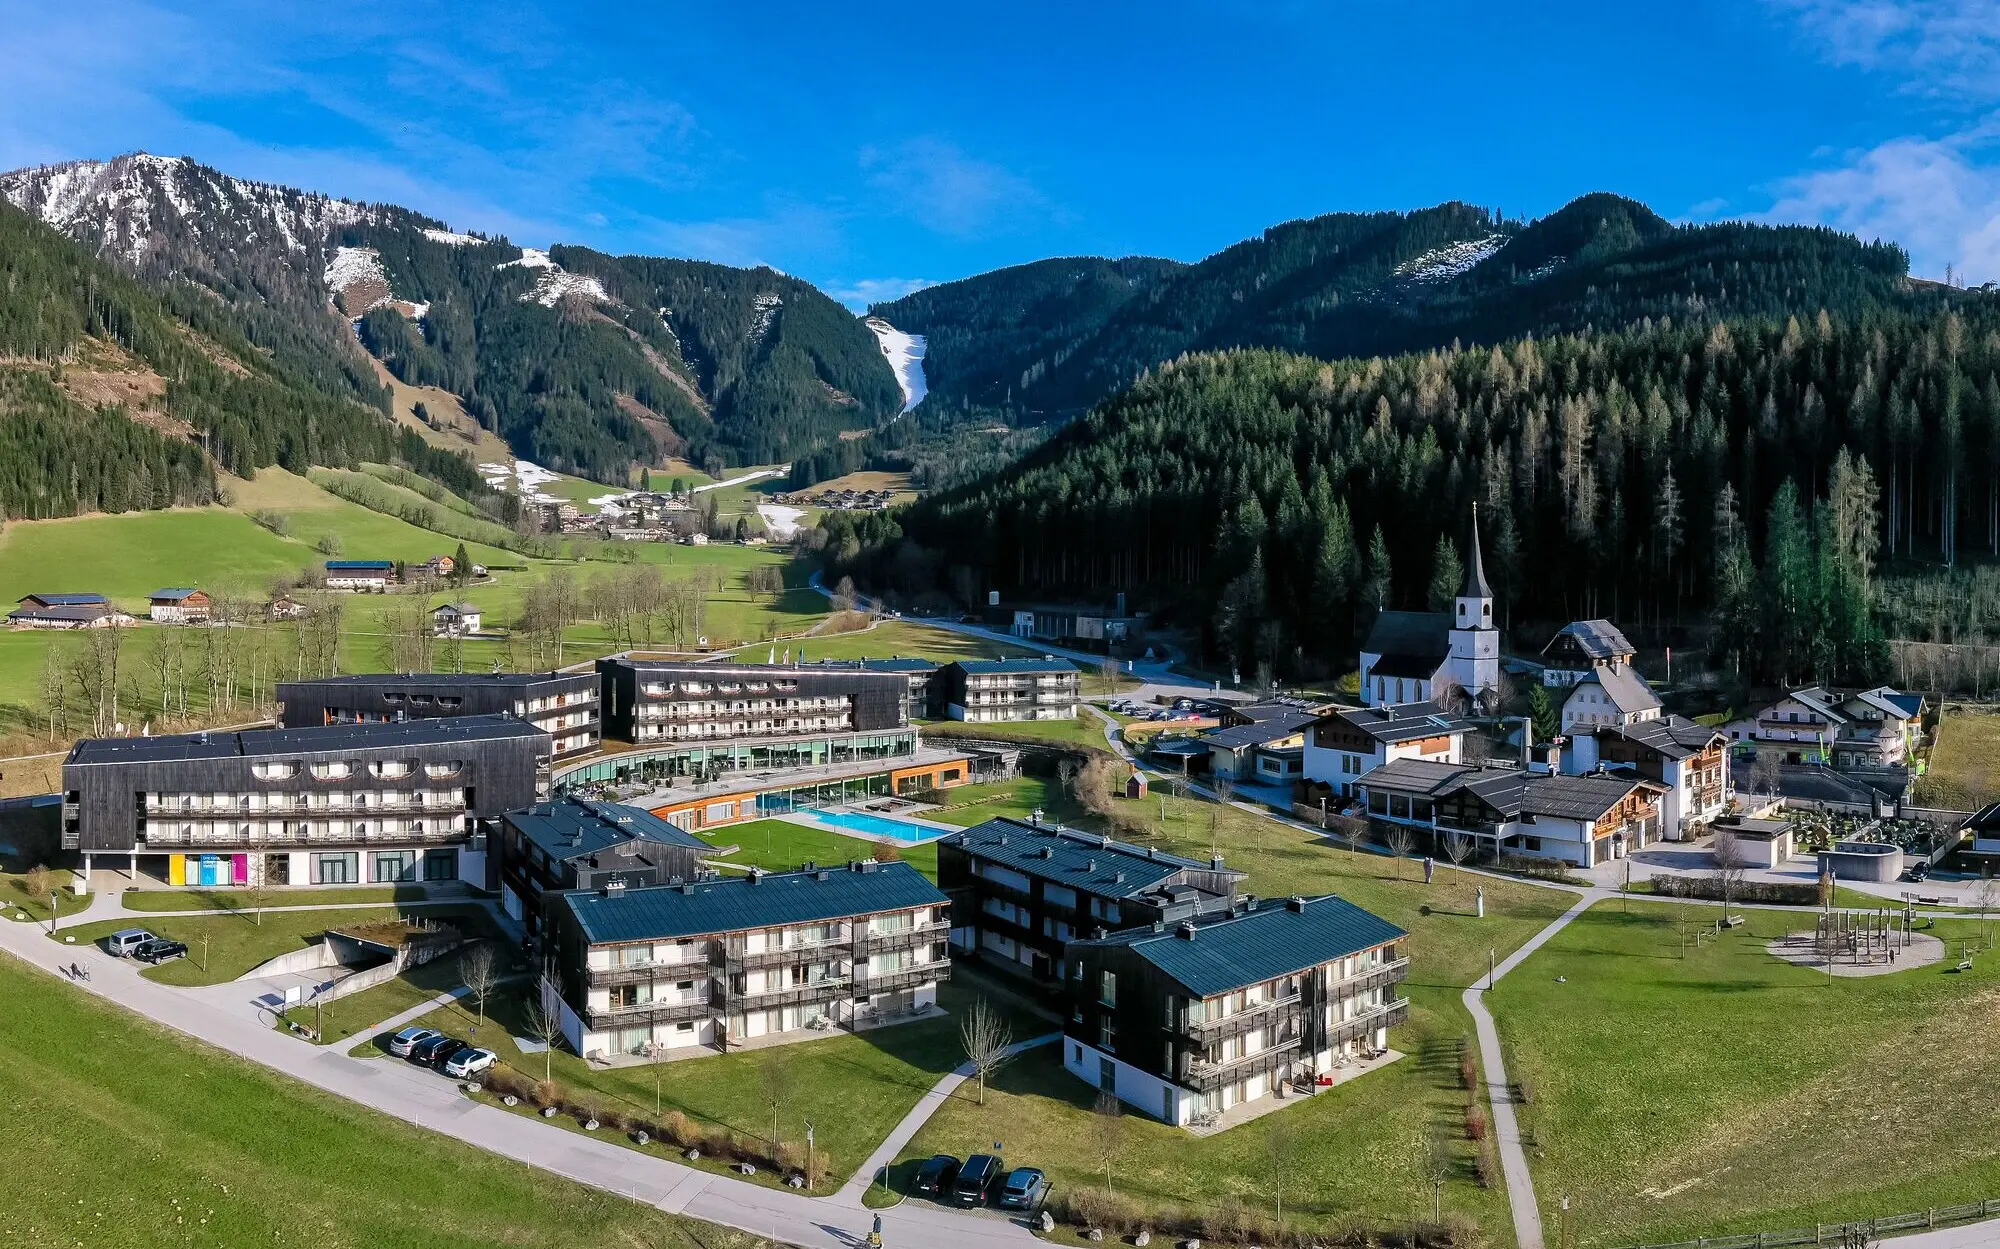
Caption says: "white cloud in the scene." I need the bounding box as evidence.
[1774,0,2000,96]
[1765,128,2000,281]
[860,138,1045,237]
[822,277,938,312]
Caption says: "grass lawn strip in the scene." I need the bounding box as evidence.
[1489,898,2000,1247]
[278,945,496,1046]
[120,884,437,912]
[702,817,938,879]
[1917,707,2000,811]
[0,953,775,1249]
[59,904,491,986]
[402,979,1043,1197]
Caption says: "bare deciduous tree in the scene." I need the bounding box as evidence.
[1749,746,1783,798]
[958,998,1014,1106]
[1421,1126,1452,1224]
[523,989,564,1082]
[460,943,500,1027]
[1093,1089,1123,1192]
[1712,828,1750,923]
[759,1049,796,1152]
[1265,1113,1297,1233]
[23,864,57,930]
[1444,830,1475,876]
[1385,824,1416,879]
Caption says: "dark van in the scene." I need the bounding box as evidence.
[950,1153,1003,1207]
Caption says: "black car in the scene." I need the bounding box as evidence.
[410,1034,464,1064]
[996,1167,1049,1211]
[911,1154,961,1198]
[132,938,189,964]
[950,1153,1003,1207]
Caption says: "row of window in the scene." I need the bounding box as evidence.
[250,760,463,781]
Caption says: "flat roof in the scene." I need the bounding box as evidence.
[562,859,946,944]
[950,658,1080,675]
[942,816,1240,898]
[1080,893,1405,998]
[67,713,548,765]
[284,671,585,689]
[1329,701,1470,744]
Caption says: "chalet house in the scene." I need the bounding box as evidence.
[541,859,950,1061]
[1063,893,1410,1127]
[266,595,306,621]
[489,795,719,936]
[1198,701,1321,783]
[1358,757,1667,868]
[1727,686,1925,771]
[1359,508,1499,709]
[1300,701,1470,804]
[1565,716,1729,840]
[8,596,134,630]
[1541,619,1635,686]
[432,602,482,637]
[938,816,1244,985]
[148,588,212,624]
[937,658,1081,722]
[420,555,457,579]
[324,560,394,591]
[1559,661,1661,733]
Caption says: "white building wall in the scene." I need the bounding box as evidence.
[1063,1037,1197,1126]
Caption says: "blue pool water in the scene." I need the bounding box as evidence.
[812,809,936,842]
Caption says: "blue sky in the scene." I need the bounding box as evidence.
[5,0,2000,305]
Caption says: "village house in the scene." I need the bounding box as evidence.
[147,588,212,624]
[324,560,395,592]
[1565,716,1729,841]
[1540,619,1636,686]
[539,859,950,1061]
[1357,757,1667,868]
[420,554,457,579]
[1198,700,1323,783]
[1299,701,1471,804]
[1547,618,1662,733]
[1062,892,1410,1127]
[431,602,482,637]
[1358,507,1498,709]
[1727,686,1926,771]
[266,594,306,621]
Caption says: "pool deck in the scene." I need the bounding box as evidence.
[785,804,959,843]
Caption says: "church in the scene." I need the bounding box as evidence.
[1357,506,1501,710]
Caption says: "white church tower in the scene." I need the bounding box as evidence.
[1446,503,1501,708]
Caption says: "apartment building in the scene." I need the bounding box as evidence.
[799,657,941,720]
[1063,893,1410,1127]
[277,671,601,759]
[937,816,1243,985]
[1566,715,1729,840]
[596,659,908,745]
[541,859,950,1060]
[490,795,720,936]
[936,658,1081,723]
[60,716,550,889]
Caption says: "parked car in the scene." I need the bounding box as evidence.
[441,1047,496,1079]
[105,928,157,957]
[132,938,188,964]
[950,1153,1004,1207]
[911,1154,961,1198]
[996,1167,1048,1211]
[387,1026,442,1058]
[1904,862,1931,882]
[410,1034,464,1064]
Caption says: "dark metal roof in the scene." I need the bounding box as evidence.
[941,817,1241,897]
[325,560,394,570]
[562,859,946,944]
[1593,715,1722,760]
[1200,708,1318,750]
[1514,773,1661,821]
[1329,702,1470,744]
[1574,663,1660,714]
[1081,894,1406,998]
[9,605,120,622]
[286,671,586,690]
[66,713,547,765]
[802,657,940,674]
[1544,619,1634,662]
[950,658,1080,675]
[504,796,713,862]
[20,593,108,606]
[148,588,200,601]
[1360,611,1452,669]
[1356,757,1475,796]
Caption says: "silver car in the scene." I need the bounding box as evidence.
[105,928,156,957]
[387,1026,441,1058]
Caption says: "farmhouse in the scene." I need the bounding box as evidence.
[1727,685,1926,771]
[60,715,550,890]
[1358,507,1498,709]
[8,598,134,629]
[1063,892,1410,1127]
[324,560,395,591]
[147,588,211,624]
[1541,619,1636,686]
[1566,715,1729,840]
[540,859,950,1061]
[431,602,482,637]
[937,816,1243,986]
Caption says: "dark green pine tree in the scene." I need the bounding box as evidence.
[1426,534,1463,612]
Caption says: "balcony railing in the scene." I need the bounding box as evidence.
[1185,993,1301,1040]
[855,962,949,995]
[584,996,711,1028]
[141,825,468,849]
[717,978,853,1009]
[723,939,851,972]
[855,919,951,954]
[588,959,712,988]
[149,797,467,816]
[1183,1039,1303,1091]
[1337,957,1410,998]
[1326,998,1410,1047]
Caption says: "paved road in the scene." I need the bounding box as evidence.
[0,915,1044,1249]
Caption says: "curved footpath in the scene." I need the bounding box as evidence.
[0,909,1046,1249]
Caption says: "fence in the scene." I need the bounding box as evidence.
[1622,1196,2000,1248]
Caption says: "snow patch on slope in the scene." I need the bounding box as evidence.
[422,227,483,246]
[750,292,782,341]
[863,317,927,413]
[497,247,613,307]
[1394,235,1505,284]
[324,246,388,297]
[479,459,564,506]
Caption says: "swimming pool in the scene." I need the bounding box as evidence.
[812,809,937,842]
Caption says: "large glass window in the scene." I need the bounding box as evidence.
[422,848,456,882]
[373,850,417,883]
[313,852,358,885]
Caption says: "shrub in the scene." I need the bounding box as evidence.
[871,841,901,863]
[531,1080,561,1109]
[659,1110,696,1147]
[598,1108,629,1135]
[1474,1149,1496,1189]
[1466,1100,1489,1142]
[1459,1052,1478,1091]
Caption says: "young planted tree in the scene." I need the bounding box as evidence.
[1422,1126,1452,1224]
[957,997,1014,1106]
[1385,824,1416,880]
[1265,1113,1297,1234]
[460,943,501,1028]
[1093,1089,1123,1193]
[759,1049,796,1153]
[1712,828,1750,924]
[1444,830,1475,877]
[523,992,563,1082]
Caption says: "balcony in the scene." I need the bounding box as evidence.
[855,919,951,954]
[723,938,851,972]
[588,959,712,989]
[584,995,712,1028]
[1326,998,1410,1047]
[140,824,468,849]
[1183,1037,1304,1091]
[718,977,853,1009]
[1336,957,1410,998]
[855,962,950,995]
[1184,993,1301,1041]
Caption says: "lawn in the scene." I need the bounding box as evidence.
[776,620,1035,664]
[403,978,1042,1195]
[0,954,775,1249]
[121,884,436,912]
[881,794,1572,1242]
[60,904,488,986]
[702,817,940,880]
[922,775,1091,828]
[921,715,1111,752]
[1917,707,2000,810]
[1488,899,2000,1247]
[280,943,506,1046]
[0,869,84,924]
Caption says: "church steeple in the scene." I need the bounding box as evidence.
[1463,501,1493,601]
